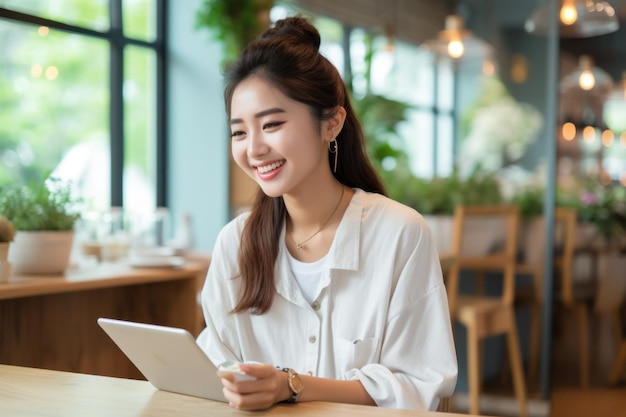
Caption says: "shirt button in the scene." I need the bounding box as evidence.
[308,335,317,344]
[311,301,320,310]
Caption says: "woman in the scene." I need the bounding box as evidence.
[197,15,457,411]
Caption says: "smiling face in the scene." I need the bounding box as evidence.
[230,76,335,198]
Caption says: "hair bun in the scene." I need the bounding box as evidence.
[259,16,321,51]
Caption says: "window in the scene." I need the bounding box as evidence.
[602,97,626,183]
[0,0,165,215]
[349,28,456,179]
[268,5,456,180]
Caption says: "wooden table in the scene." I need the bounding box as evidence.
[0,364,468,417]
[0,263,205,379]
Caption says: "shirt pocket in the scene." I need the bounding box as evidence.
[333,336,380,374]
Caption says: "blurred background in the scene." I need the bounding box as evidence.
[1,1,625,416]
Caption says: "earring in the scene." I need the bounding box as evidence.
[328,139,338,173]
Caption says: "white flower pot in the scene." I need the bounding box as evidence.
[423,214,504,257]
[8,231,74,275]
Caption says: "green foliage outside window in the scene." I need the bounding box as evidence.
[0,21,107,188]
[349,30,503,213]
[1,0,158,211]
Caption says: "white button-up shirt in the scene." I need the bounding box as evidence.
[197,189,458,410]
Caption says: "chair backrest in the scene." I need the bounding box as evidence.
[553,207,577,306]
[517,207,576,304]
[446,204,519,314]
[554,207,626,315]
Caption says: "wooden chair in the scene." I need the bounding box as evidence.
[593,249,626,386]
[446,204,528,417]
[549,207,595,388]
[521,207,625,388]
[515,208,575,387]
[609,340,626,385]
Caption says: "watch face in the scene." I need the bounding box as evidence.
[289,369,304,398]
[289,370,304,394]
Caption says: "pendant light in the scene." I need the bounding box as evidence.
[559,55,614,133]
[560,55,614,93]
[525,0,619,38]
[422,14,494,70]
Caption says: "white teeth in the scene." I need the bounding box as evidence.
[257,161,284,173]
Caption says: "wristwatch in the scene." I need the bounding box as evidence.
[281,368,304,403]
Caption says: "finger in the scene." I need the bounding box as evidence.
[238,363,272,378]
[217,371,235,383]
[224,390,276,411]
[224,378,262,394]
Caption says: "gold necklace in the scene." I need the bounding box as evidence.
[289,187,345,250]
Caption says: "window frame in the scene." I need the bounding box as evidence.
[342,23,456,179]
[0,0,168,208]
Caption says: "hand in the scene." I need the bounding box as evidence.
[218,363,289,410]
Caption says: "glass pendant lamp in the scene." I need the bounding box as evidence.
[422,14,495,72]
[559,55,614,135]
[560,55,614,93]
[525,0,619,38]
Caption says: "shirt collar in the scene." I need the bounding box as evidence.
[274,188,364,299]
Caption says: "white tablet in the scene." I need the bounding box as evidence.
[97,317,226,401]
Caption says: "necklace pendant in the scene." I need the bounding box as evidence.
[296,243,304,249]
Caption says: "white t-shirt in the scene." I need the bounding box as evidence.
[197,189,458,410]
[287,252,326,305]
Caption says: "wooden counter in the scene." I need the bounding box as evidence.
[0,364,469,417]
[0,263,205,379]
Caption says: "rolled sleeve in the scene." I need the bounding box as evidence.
[347,285,457,410]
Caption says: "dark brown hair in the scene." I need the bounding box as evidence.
[224,16,386,314]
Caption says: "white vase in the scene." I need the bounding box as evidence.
[423,214,504,257]
[8,231,74,275]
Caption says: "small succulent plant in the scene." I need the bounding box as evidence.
[0,215,16,243]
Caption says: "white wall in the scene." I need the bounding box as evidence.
[167,0,229,251]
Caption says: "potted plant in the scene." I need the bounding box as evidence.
[509,183,549,265]
[0,215,16,282]
[0,215,16,260]
[0,177,81,274]
[409,168,504,256]
[557,178,626,248]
